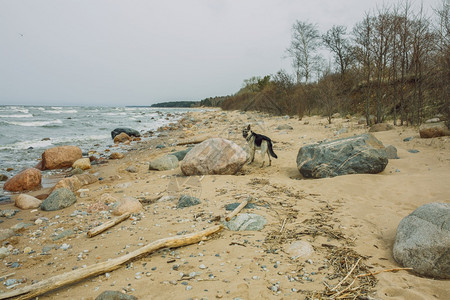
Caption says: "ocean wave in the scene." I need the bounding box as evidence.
[5,119,63,127]
[0,114,34,118]
[0,107,29,114]
[0,139,53,150]
[0,133,109,151]
[45,109,78,114]
[104,112,127,116]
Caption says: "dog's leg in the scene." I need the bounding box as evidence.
[260,142,267,167]
[248,147,255,165]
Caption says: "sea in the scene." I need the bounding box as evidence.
[0,105,192,196]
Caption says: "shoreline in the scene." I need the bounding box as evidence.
[0,108,449,299]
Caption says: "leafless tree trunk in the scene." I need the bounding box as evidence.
[286,21,321,84]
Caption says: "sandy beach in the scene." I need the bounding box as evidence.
[1,108,449,299]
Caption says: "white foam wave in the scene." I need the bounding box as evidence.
[0,107,29,114]
[0,114,34,118]
[0,139,53,150]
[46,109,78,114]
[104,112,127,116]
[6,119,63,127]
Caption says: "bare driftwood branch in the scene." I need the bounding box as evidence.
[225,199,249,221]
[0,225,223,300]
[87,212,131,238]
[331,267,413,299]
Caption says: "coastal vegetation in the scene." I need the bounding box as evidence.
[150,101,198,108]
[208,0,449,126]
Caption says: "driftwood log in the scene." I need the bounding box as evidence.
[225,199,249,221]
[0,225,223,300]
[87,212,131,238]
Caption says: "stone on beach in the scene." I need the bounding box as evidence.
[109,152,125,159]
[112,196,143,216]
[95,290,137,300]
[0,229,15,242]
[3,167,42,192]
[72,158,91,170]
[171,148,192,161]
[276,124,293,130]
[40,188,77,211]
[52,174,98,193]
[0,247,10,259]
[419,122,450,138]
[41,146,82,170]
[114,132,132,144]
[111,127,141,139]
[393,202,450,279]
[385,145,399,159]
[15,194,42,210]
[285,241,315,259]
[368,123,394,132]
[296,133,388,178]
[225,213,267,231]
[177,194,201,208]
[148,155,179,171]
[180,138,248,175]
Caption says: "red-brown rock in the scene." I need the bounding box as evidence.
[369,123,394,132]
[419,122,450,138]
[114,132,131,144]
[41,146,82,170]
[112,196,143,216]
[3,168,42,192]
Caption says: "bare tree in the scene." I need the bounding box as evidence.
[398,1,413,125]
[433,0,450,126]
[410,6,434,125]
[286,21,321,84]
[353,13,374,125]
[322,25,355,76]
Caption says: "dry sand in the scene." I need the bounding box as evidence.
[0,109,449,299]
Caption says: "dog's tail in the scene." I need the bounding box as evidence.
[268,141,278,159]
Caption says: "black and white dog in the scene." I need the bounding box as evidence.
[242,125,278,167]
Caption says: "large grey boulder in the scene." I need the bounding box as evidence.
[111,128,141,139]
[393,203,450,279]
[148,155,179,171]
[40,188,77,211]
[296,133,388,178]
[180,138,247,175]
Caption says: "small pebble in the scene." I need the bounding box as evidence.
[60,244,70,251]
[3,279,17,286]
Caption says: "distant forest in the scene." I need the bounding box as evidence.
[201,0,449,126]
[150,101,198,108]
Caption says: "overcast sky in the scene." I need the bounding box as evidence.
[0,0,442,106]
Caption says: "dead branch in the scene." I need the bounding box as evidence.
[331,257,361,292]
[0,225,223,300]
[331,267,413,299]
[87,212,131,238]
[225,199,249,221]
